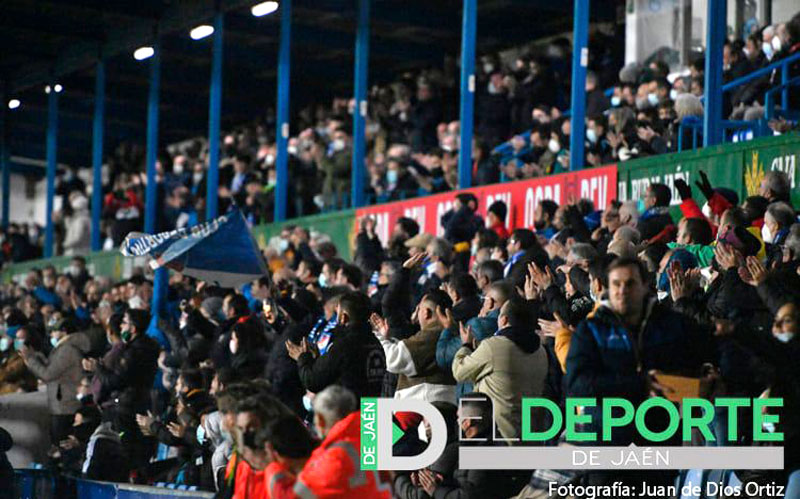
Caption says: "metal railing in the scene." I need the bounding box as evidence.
[676,117,767,152]
[765,75,800,121]
[721,51,800,110]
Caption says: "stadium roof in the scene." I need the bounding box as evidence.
[2,0,616,170]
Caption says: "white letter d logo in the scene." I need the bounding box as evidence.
[376,399,447,470]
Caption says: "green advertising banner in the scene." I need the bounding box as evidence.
[740,137,800,206]
[619,133,800,220]
[2,209,357,284]
[250,209,356,261]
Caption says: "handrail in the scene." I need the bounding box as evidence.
[720,51,800,93]
[765,75,800,120]
[677,117,758,152]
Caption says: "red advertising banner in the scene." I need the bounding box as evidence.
[355,165,618,245]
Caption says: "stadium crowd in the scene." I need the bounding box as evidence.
[1,12,798,263]
[0,161,800,497]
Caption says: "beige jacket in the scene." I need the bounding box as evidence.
[452,336,548,441]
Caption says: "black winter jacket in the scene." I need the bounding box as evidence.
[296,322,386,398]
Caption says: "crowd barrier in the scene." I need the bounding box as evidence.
[14,469,214,499]
[2,134,798,282]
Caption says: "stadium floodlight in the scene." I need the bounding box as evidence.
[251,1,279,17]
[8,99,20,110]
[190,24,214,40]
[54,84,63,93]
[134,46,155,61]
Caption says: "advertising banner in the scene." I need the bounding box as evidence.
[355,165,617,245]
[742,141,800,206]
[618,149,744,218]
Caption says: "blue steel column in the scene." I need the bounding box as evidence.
[457,0,476,189]
[703,0,726,147]
[206,11,224,221]
[569,0,589,171]
[44,87,59,258]
[0,92,9,229]
[145,42,161,234]
[144,40,168,334]
[274,0,291,221]
[91,60,105,251]
[351,0,370,208]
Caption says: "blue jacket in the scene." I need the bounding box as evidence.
[436,311,499,398]
[565,298,711,445]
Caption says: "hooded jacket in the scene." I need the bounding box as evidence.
[293,412,392,499]
[452,326,547,440]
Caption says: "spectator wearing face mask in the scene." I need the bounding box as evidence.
[19,317,90,445]
[318,130,353,210]
[62,191,91,256]
[725,301,800,495]
[762,201,796,268]
[82,309,160,471]
[287,292,386,399]
[0,322,38,395]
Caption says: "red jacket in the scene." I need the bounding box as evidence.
[679,192,734,240]
[490,221,510,240]
[263,461,296,499]
[228,453,266,499]
[293,412,392,498]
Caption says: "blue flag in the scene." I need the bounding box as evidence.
[121,209,267,288]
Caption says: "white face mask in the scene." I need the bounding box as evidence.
[762,224,774,244]
[669,89,679,101]
[265,154,275,166]
[173,163,184,175]
[71,196,88,211]
[287,145,298,156]
[610,96,621,107]
[701,202,712,219]
[647,93,659,106]
[774,332,793,343]
[332,139,346,152]
[548,138,561,154]
[193,172,204,184]
[483,63,494,74]
[129,295,145,310]
[772,36,782,53]
[229,338,238,355]
[763,42,774,59]
[586,128,597,144]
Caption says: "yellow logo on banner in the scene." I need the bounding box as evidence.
[745,151,765,196]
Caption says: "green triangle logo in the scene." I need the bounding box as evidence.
[392,422,405,445]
